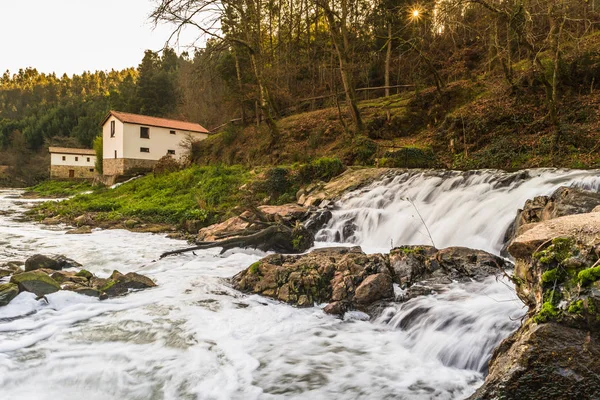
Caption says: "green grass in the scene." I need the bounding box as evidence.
[27,180,96,197]
[32,165,252,225]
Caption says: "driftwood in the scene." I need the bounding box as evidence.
[160,224,314,259]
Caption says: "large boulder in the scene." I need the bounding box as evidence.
[507,212,600,260]
[232,247,394,314]
[10,271,61,297]
[233,245,505,315]
[504,186,600,248]
[0,283,19,306]
[474,212,600,398]
[470,322,600,399]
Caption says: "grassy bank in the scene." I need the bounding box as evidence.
[29,158,345,232]
[24,180,97,198]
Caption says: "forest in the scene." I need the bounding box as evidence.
[1,0,600,185]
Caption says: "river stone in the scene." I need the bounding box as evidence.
[25,254,61,272]
[10,271,61,297]
[100,271,156,297]
[0,283,19,306]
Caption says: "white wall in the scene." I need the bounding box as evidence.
[50,153,96,167]
[121,123,208,161]
[102,116,125,160]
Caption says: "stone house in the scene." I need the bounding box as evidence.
[101,111,209,177]
[48,147,97,179]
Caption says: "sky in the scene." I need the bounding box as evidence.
[0,0,200,76]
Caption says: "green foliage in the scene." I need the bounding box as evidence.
[221,124,241,146]
[348,136,378,166]
[261,167,293,199]
[32,165,250,225]
[578,266,600,286]
[297,157,345,183]
[534,237,576,264]
[28,180,95,197]
[541,268,563,285]
[93,135,103,174]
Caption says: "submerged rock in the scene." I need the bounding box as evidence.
[24,254,82,272]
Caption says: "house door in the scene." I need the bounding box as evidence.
[69,170,75,178]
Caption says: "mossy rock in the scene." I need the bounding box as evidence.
[24,254,61,272]
[10,271,60,297]
[99,271,156,297]
[0,283,19,306]
[75,269,94,280]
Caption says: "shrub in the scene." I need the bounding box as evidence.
[348,136,378,165]
[222,124,241,145]
[297,157,345,183]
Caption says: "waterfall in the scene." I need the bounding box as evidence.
[317,169,600,255]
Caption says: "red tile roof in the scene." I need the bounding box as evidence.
[48,147,96,155]
[103,111,209,134]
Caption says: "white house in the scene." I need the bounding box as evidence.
[48,147,97,179]
[101,111,209,176]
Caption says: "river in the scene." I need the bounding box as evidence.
[1,168,598,399]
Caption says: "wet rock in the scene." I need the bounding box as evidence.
[470,322,600,400]
[0,283,19,306]
[354,273,394,305]
[99,271,157,297]
[74,214,94,226]
[10,271,61,297]
[233,247,394,314]
[25,254,61,271]
[197,214,251,242]
[389,246,438,286]
[257,204,310,224]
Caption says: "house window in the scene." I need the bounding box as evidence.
[89,169,94,172]
[170,130,176,135]
[140,127,150,139]
[167,150,175,155]
[140,147,150,153]
[110,120,115,137]
[62,156,66,161]
[87,157,90,162]
[75,157,79,161]
[114,150,117,159]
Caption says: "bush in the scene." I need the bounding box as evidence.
[93,135,103,174]
[347,136,378,166]
[261,167,293,198]
[153,155,181,176]
[297,157,345,183]
[221,124,241,145]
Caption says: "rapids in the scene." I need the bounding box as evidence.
[0,168,598,399]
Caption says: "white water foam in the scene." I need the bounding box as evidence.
[0,169,596,399]
[317,169,600,254]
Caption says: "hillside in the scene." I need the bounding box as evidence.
[192,78,600,171]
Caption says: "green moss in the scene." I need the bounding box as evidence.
[541,268,565,285]
[248,262,261,275]
[578,266,600,285]
[99,280,116,292]
[533,301,561,324]
[568,299,585,314]
[534,237,576,265]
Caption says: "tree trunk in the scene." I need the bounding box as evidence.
[385,23,392,98]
